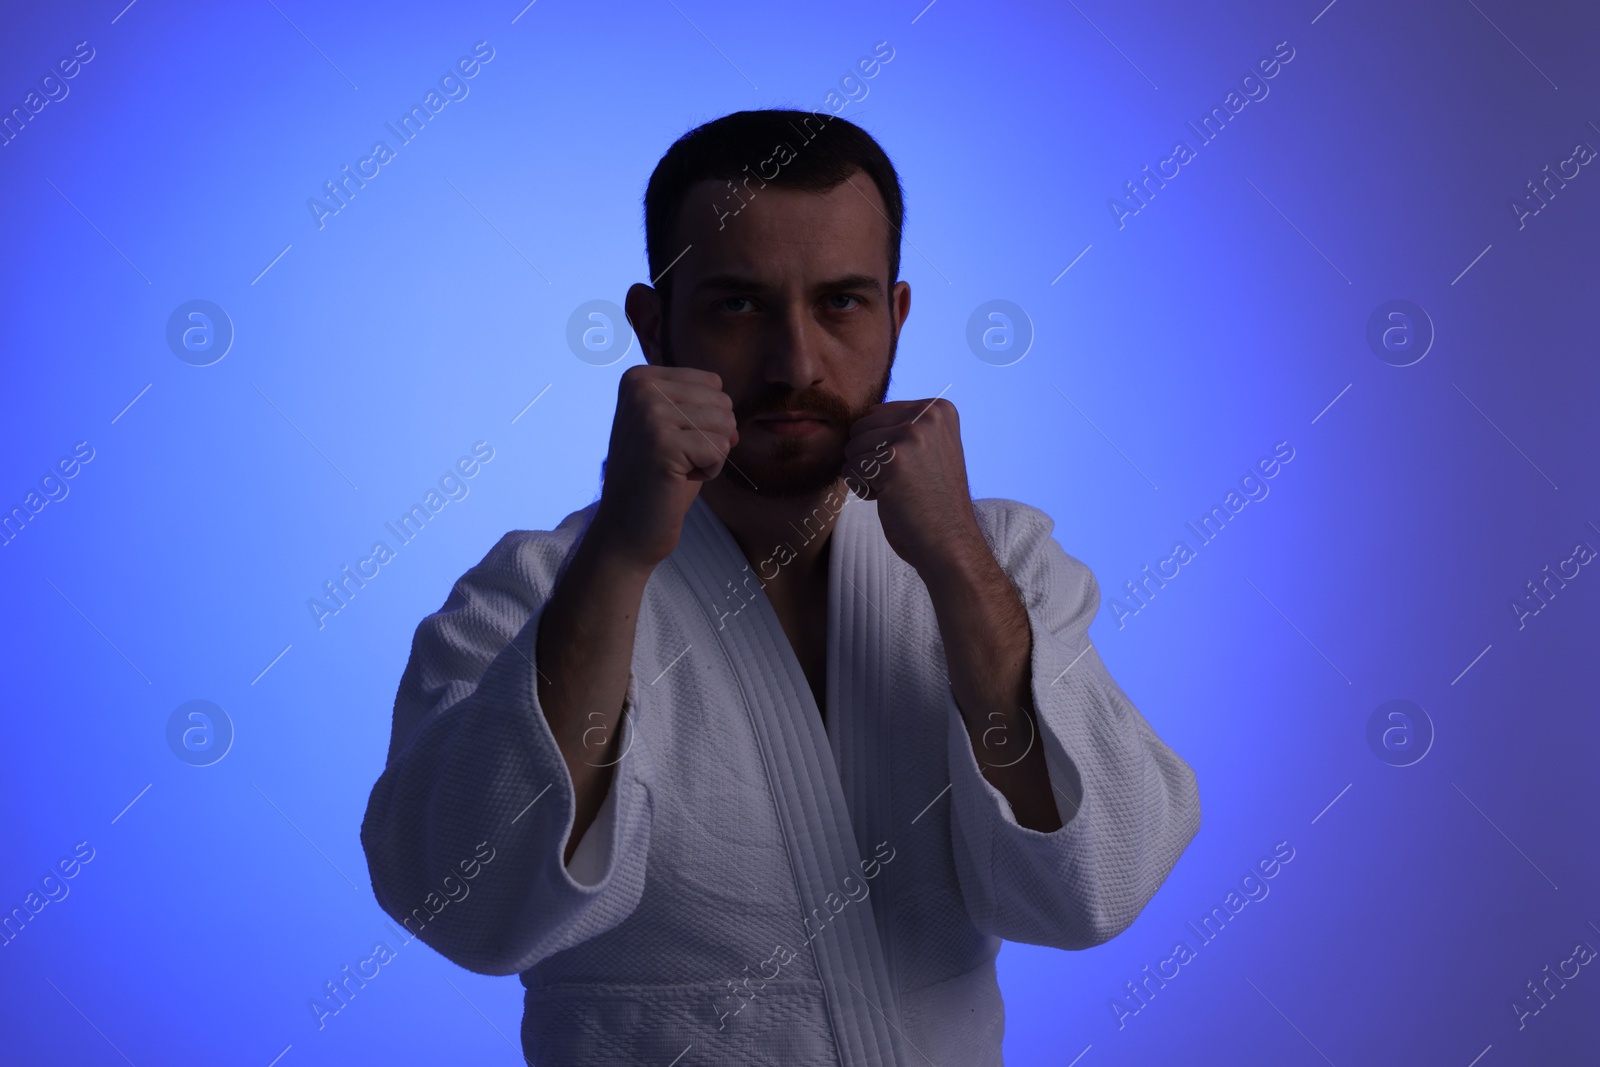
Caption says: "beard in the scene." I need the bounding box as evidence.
[661,317,896,500]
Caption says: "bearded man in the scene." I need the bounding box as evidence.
[361,108,1201,1065]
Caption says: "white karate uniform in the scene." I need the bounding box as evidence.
[361,493,1201,1065]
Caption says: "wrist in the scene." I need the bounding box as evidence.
[582,504,669,580]
[914,525,994,600]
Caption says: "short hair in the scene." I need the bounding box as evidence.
[643,109,905,297]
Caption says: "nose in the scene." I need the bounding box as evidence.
[764,301,825,393]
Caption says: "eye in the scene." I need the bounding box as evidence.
[826,294,860,310]
[721,297,755,313]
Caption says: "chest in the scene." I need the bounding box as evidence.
[753,542,834,719]
[769,587,831,720]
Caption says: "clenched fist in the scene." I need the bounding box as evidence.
[842,397,986,574]
[588,364,738,568]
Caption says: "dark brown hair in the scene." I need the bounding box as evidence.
[643,109,905,296]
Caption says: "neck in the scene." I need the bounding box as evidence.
[699,475,852,583]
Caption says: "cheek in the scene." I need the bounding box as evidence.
[674,306,754,367]
[841,331,895,409]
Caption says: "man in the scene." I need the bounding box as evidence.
[361,108,1200,1065]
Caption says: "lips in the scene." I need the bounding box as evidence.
[753,412,830,436]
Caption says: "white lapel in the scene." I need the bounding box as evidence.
[826,495,904,983]
[672,494,912,1065]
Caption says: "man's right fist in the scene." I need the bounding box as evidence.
[588,365,738,569]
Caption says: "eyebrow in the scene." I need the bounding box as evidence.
[691,272,885,296]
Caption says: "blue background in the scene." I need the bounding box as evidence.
[2,0,1597,1063]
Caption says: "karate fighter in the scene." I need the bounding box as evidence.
[361,109,1201,1065]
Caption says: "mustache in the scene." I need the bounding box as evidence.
[734,386,861,425]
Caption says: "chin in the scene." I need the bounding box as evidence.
[732,438,844,499]
[750,468,844,499]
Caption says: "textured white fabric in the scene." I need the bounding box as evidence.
[361,493,1201,1065]
[566,768,617,889]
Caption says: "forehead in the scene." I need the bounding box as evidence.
[669,171,892,287]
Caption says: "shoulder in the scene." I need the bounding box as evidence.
[972,497,1055,544]
[421,502,600,638]
[971,497,1078,571]
[468,502,600,585]
[971,497,1100,614]
[388,502,600,754]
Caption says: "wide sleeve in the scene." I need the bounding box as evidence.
[943,499,1201,950]
[359,521,656,976]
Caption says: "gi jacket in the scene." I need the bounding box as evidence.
[361,494,1202,1065]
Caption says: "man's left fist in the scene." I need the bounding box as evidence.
[842,397,986,573]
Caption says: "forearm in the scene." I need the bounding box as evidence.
[923,534,1062,833]
[535,517,655,863]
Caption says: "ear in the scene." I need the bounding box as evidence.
[890,279,911,340]
[626,283,665,366]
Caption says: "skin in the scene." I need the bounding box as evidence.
[536,171,1061,866]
